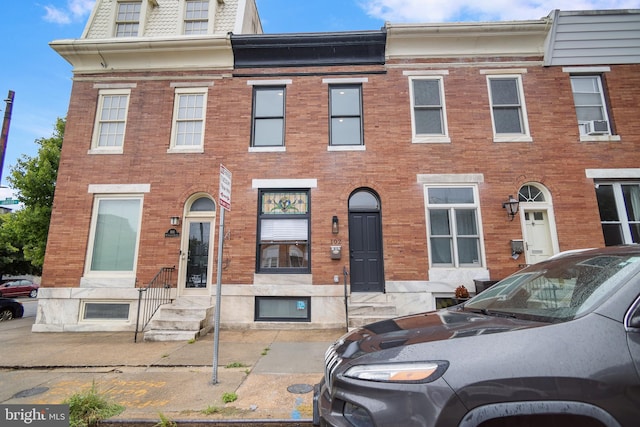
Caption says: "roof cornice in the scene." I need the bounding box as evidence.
[385,20,552,60]
[50,36,234,74]
[231,30,387,68]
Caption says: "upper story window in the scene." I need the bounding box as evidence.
[184,0,209,35]
[169,87,207,152]
[485,73,532,143]
[570,75,612,136]
[257,190,310,273]
[91,88,131,154]
[426,186,482,268]
[115,1,141,37]
[408,75,450,143]
[252,86,285,147]
[329,85,363,146]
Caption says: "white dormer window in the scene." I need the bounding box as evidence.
[184,0,210,35]
[115,1,142,37]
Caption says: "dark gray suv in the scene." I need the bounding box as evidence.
[314,246,640,427]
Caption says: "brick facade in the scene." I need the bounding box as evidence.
[37,5,640,331]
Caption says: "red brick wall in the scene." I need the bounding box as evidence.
[42,61,640,288]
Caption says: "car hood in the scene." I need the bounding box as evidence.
[335,308,547,360]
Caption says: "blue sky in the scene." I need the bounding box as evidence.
[1,0,639,188]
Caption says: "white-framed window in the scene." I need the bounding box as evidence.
[570,75,612,136]
[184,0,210,35]
[169,87,207,152]
[252,86,285,147]
[115,1,142,37]
[595,182,640,245]
[329,85,363,146]
[257,190,310,273]
[486,74,532,142]
[91,89,131,154]
[86,195,143,275]
[408,76,450,143]
[426,186,482,267]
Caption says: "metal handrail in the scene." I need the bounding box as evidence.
[343,266,349,332]
[134,266,175,342]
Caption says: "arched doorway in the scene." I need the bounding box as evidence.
[518,184,559,264]
[348,189,385,292]
[178,194,217,295]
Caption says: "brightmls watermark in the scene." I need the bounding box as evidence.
[1,405,68,426]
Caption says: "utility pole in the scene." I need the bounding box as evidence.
[0,90,15,182]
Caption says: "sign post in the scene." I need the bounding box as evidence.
[212,165,231,384]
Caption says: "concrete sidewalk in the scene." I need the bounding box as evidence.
[1,317,344,424]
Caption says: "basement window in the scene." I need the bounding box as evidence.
[255,297,311,322]
[82,302,130,320]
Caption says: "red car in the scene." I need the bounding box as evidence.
[0,280,39,298]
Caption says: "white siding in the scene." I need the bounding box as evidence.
[83,0,259,39]
[546,9,640,66]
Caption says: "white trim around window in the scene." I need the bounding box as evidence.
[179,0,216,35]
[424,185,486,269]
[484,72,533,143]
[112,0,149,38]
[168,87,208,153]
[407,74,450,143]
[89,88,131,155]
[84,194,144,281]
[564,68,621,143]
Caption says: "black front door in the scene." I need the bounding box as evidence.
[349,211,384,292]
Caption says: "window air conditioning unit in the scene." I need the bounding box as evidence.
[585,120,609,135]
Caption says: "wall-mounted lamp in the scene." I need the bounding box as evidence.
[332,216,339,234]
[170,216,180,226]
[502,195,520,221]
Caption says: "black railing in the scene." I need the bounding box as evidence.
[134,266,175,342]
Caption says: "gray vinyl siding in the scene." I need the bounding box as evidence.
[545,9,640,66]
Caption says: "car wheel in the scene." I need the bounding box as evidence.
[0,308,14,321]
[29,289,38,298]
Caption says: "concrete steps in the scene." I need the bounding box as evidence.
[348,293,397,329]
[143,298,214,342]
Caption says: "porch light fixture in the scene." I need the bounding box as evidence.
[502,195,520,221]
[332,216,339,234]
[170,216,180,226]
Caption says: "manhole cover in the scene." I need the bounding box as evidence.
[13,387,49,398]
[287,383,313,394]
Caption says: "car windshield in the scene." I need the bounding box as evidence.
[464,252,640,322]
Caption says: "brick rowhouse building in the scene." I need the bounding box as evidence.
[36,1,640,337]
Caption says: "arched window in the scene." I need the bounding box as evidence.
[349,189,380,211]
[518,185,545,202]
[190,197,216,212]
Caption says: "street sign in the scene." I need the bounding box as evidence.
[219,165,231,211]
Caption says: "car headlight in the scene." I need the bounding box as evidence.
[344,362,448,383]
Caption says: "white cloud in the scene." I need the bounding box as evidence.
[43,5,72,24]
[359,0,640,23]
[43,0,95,24]
[69,0,96,19]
